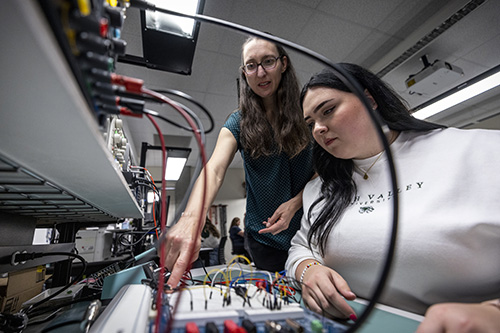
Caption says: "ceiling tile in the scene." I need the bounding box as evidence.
[317,0,405,28]
[296,12,373,62]
[288,0,321,9]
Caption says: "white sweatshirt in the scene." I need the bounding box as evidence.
[286,128,500,315]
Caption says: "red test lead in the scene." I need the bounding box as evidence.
[110,73,144,93]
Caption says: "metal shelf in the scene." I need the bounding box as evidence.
[0,156,118,223]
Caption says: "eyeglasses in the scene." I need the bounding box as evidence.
[241,56,282,75]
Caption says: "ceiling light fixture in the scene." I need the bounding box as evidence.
[146,0,200,38]
[140,144,191,182]
[412,65,500,120]
[129,0,205,75]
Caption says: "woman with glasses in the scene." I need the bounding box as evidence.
[164,37,314,286]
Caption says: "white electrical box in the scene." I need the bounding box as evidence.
[76,228,113,262]
[405,60,464,96]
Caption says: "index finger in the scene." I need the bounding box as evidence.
[267,214,280,225]
[258,224,283,235]
[166,251,192,288]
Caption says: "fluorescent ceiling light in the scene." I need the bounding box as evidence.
[413,69,500,120]
[165,157,188,181]
[147,0,200,38]
[141,145,190,182]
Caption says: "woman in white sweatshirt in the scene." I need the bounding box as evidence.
[286,63,500,332]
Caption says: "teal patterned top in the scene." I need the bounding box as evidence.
[223,111,314,250]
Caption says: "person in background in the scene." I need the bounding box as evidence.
[286,64,500,331]
[164,36,315,286]
[241,212,253,262]
[200,217,220,266]
[228,217,249,259]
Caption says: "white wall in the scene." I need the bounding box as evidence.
[214,197,246,262]
[211,168,247,263]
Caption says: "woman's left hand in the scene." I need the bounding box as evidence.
[416,300,500,333]
[258,197,300,235]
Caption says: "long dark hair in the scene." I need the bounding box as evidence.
[204,217,220,238]
[300,63,446,255]
[230,217,240,228]
[239,37,311,158]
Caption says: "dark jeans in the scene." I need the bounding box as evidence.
[208,248,219,266]
[246,233,288,272]
[192,248,218,268]
[232,246,251,264]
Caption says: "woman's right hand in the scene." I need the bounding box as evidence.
[163,128,238,288]
[163,215,202,288]
[301,264,357,320]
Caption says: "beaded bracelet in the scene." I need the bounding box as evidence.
[299,261,321,285]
